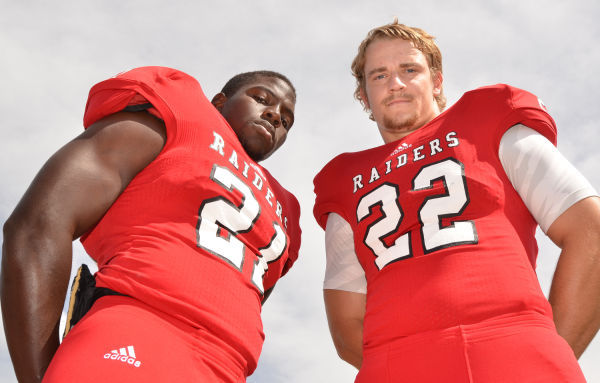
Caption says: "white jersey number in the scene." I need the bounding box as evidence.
[197,165,287,293]
[356,158,477,270]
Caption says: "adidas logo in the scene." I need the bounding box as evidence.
[103,345,142,368]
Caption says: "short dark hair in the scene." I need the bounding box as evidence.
[220,71,296,101]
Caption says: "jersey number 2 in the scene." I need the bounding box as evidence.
[356,158,478,270]
[196,165,287,293]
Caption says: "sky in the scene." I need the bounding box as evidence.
[1,0,599,381]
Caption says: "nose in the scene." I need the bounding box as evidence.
[261,106,281,128]
[388,73,406,92]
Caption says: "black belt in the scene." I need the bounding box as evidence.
[63,264,127,339]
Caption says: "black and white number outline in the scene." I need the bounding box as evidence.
[356,182,413,270]
[356,157,478,270]
[413,157,478,254]
[197,164,287,294]
[196,165,261,271]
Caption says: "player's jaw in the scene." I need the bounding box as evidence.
[379,93,421,133]
[237,119,280,162]
[370,80,440,142]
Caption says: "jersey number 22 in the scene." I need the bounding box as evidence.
[356,158,478,270]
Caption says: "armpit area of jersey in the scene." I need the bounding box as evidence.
[122,94,163,120]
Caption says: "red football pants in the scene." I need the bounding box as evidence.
[43,295,246,382]
[356,312,586,383]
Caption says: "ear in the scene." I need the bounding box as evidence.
[432,71,443,96]
[211,92,228,112]
[359,86,371,110]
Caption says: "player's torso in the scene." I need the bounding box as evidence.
[81,68,299,371]
[327,97,552,348]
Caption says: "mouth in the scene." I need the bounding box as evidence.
[385,98,412,107]
[383,93,413,107]
[253,121,275,143]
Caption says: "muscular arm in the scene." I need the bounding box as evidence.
[1,111,166,382]
[323,289,366,369]
[546,196,600,358]
[498,124,600,357]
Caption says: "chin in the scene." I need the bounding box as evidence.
[383,114,418,132]
[240,137,271,162]
[243,145,269,162]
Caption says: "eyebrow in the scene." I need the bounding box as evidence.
[366,67,387,78]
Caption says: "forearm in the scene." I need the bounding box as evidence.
[547,197,600,358]
[329,318,363,369]
[549,240,600,358]
[1,219,73,382]
[323,289,366,369]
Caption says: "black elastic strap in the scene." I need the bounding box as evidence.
[123,103,153,112]
[92,286,126,304]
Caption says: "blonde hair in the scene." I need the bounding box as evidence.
[351,19,446,113]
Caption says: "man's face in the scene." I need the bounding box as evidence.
[213,76,295,162]
[362,38,442,143]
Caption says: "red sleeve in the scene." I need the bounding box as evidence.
[313,155,350,230]
[83,66,201,135]
[467,85,557,153]
[502,84,557,145]
[125,94,163,120]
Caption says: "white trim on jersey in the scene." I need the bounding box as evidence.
[323,124,598,292]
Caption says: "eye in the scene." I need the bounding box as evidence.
[374,73,386,80]
[282,119,289,129]
[253,95,268,104]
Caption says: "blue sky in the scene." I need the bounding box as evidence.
[1,0,599,381]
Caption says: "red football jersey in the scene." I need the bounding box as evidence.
[314,84,557,351]
[80,66,301,374]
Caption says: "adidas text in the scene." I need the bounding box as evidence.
[104,345,142,368]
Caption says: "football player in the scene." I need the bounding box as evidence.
[313,20,600,382]
[2,66,301,382]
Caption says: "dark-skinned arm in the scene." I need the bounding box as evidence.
[546,196,600,358]
[1,111,166,382]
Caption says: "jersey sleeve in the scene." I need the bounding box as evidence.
[313,155,351,230]
[504,85,557,144]
[83,66,203,136]
[476,84,558,152]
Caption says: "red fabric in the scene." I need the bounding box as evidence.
[44,296,246,382]
[313,85,583,379]
[355,313,585,383]
[127,93,162,119]
[79,66,301,375]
